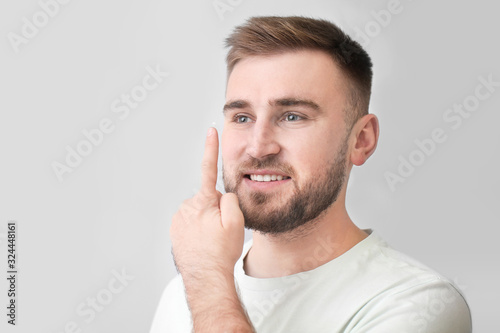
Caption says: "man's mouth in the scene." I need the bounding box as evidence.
[245,174,291,182]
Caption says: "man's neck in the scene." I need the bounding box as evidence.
[242,206,368,278]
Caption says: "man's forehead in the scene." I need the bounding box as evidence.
[225,50,348,113]
[227,50,345,90]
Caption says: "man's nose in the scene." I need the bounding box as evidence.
[246,120,280,159]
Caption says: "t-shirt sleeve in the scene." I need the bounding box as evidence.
[349,278,472,333]
[149,275,192,333]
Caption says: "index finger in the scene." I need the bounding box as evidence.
[200,127,219,195]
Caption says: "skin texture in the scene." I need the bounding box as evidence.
[169,49,379,330]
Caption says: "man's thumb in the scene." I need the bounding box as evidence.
[220,193,245,234]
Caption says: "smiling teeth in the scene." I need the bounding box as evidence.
[250,175,289,182]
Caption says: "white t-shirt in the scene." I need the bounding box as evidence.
[150,231,472,332]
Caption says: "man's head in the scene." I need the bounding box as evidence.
[221,16,378,236]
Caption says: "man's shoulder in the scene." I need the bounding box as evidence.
[155,274,186,303]
[342,233,472,332]
[149,274,191,333]
[359,233,448,283]
[347,275,472,332]
[165,273,185,291]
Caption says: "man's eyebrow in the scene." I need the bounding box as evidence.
[272,98,321,111]
[222,98,321,114]
[223,100,249,114]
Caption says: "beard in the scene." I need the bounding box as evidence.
[223,136,349,236]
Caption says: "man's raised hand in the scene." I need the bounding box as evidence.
[170,127,245,280]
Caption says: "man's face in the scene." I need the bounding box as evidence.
[221,50,352,235]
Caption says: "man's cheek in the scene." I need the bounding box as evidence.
[222,167,239,191]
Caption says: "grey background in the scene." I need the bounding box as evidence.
[0,0,498,332]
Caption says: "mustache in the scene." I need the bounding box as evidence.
[236,155,296,178]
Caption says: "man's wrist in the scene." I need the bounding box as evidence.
[182,271,254,331]
[183,270,238,311]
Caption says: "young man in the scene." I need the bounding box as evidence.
[150,16,472,332]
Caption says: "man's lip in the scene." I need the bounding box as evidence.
[242,169,290,177]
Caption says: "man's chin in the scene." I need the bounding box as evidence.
[239,202,295,231]
[238,186,292,204]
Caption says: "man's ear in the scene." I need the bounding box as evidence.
[349,114,379,166]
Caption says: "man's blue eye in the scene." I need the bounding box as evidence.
[236,116,249,123]
[285,114,301,121]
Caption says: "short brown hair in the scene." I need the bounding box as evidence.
[225,16,373,130]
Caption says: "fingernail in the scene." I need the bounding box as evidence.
[207,127,215,137]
